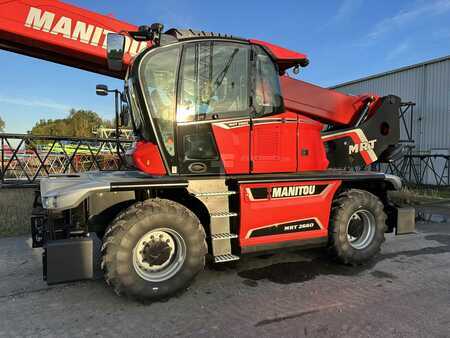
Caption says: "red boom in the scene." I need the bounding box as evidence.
[0,0,375,126]
[0,0,149,78]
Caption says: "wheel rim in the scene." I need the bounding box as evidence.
[346,209,376,250]
[132,228,186,282]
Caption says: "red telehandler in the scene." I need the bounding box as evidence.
[0,0,414,300]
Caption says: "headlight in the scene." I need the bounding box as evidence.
[42,196,57,209]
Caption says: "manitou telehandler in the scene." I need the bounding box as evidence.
[0,0,414,301]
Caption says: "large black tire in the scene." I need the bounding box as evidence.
[101,198,207,301]
[329,189,387,264]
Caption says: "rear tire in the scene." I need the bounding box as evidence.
[329,189,387,264]
[101,198,207,301]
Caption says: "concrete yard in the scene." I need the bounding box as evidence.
[0,202,449,337]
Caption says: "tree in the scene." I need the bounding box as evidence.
[31,109,108,137]
[0,116,5,132]
[67,109,103,138]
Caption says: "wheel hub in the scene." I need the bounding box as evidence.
[142,239,173,267]
[132,228,186,282]
[346,209,376,250]
[348,215,364,238]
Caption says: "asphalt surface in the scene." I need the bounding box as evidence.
[0,202,449,337]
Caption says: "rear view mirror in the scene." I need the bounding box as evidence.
[120,104,130,127]
[106,33,126,71]
[96,84,109,96]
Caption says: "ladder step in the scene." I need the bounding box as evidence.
[211,212,238,218]
[194,191,236,197]
[211,233,238,240]
[214,254,240,263]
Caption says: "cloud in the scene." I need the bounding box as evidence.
[385,40,411,61]
[0,95,70,111]
[148,1,195,29]
[321,0,363,29]
[368,0,450,40]
[333,0,363,22]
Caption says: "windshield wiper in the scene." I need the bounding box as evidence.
[213,48,239,91]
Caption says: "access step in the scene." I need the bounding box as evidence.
[214,254,240,263]
[194,191,236,197]
[210,211,238,218]
[211,233,238,240]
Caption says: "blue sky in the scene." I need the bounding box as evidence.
[1,0,449,133]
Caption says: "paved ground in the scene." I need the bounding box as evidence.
[0,202,449,337]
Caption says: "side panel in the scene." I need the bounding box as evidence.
[177,123,224,175]
[297,117,329,171]
[239,180,341,249]
[322,130,375,167]
[321,95,401,168]
[132,141,167,175]
[212,120,250,174]
[251,115,298,173]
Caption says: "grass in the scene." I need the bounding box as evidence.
[389,186,450,206]
[0,188,34,238]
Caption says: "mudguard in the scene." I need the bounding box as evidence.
[39,171,187,211]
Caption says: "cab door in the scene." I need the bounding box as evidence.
[176,41,252,175]
[250,46,298,173]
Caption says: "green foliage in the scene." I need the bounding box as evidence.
[0,116,5,132]
[31,109,111,138]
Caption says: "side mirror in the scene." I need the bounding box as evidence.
[106,33,126,71]
[96,84,109,96]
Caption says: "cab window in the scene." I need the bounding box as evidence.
[177,42,250,122]
[141,46,180,157]
[254,46,284,115]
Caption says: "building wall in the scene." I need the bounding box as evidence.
[332,57,450,152]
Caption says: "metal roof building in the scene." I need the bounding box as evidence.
[331,55,450,153]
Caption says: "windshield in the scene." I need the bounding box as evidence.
[177,42,249,122]
[141,46,180,157]
[126,78,143,133]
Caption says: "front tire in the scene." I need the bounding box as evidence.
[329,189,387,264]
[101,198,207,301]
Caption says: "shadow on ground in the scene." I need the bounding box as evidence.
[237,233,450,286]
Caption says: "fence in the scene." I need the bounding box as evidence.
[377,151,450,187]
[1,133,133,187]
[1,133,448,188]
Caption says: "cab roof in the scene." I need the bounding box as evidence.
[164,28,309,73]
